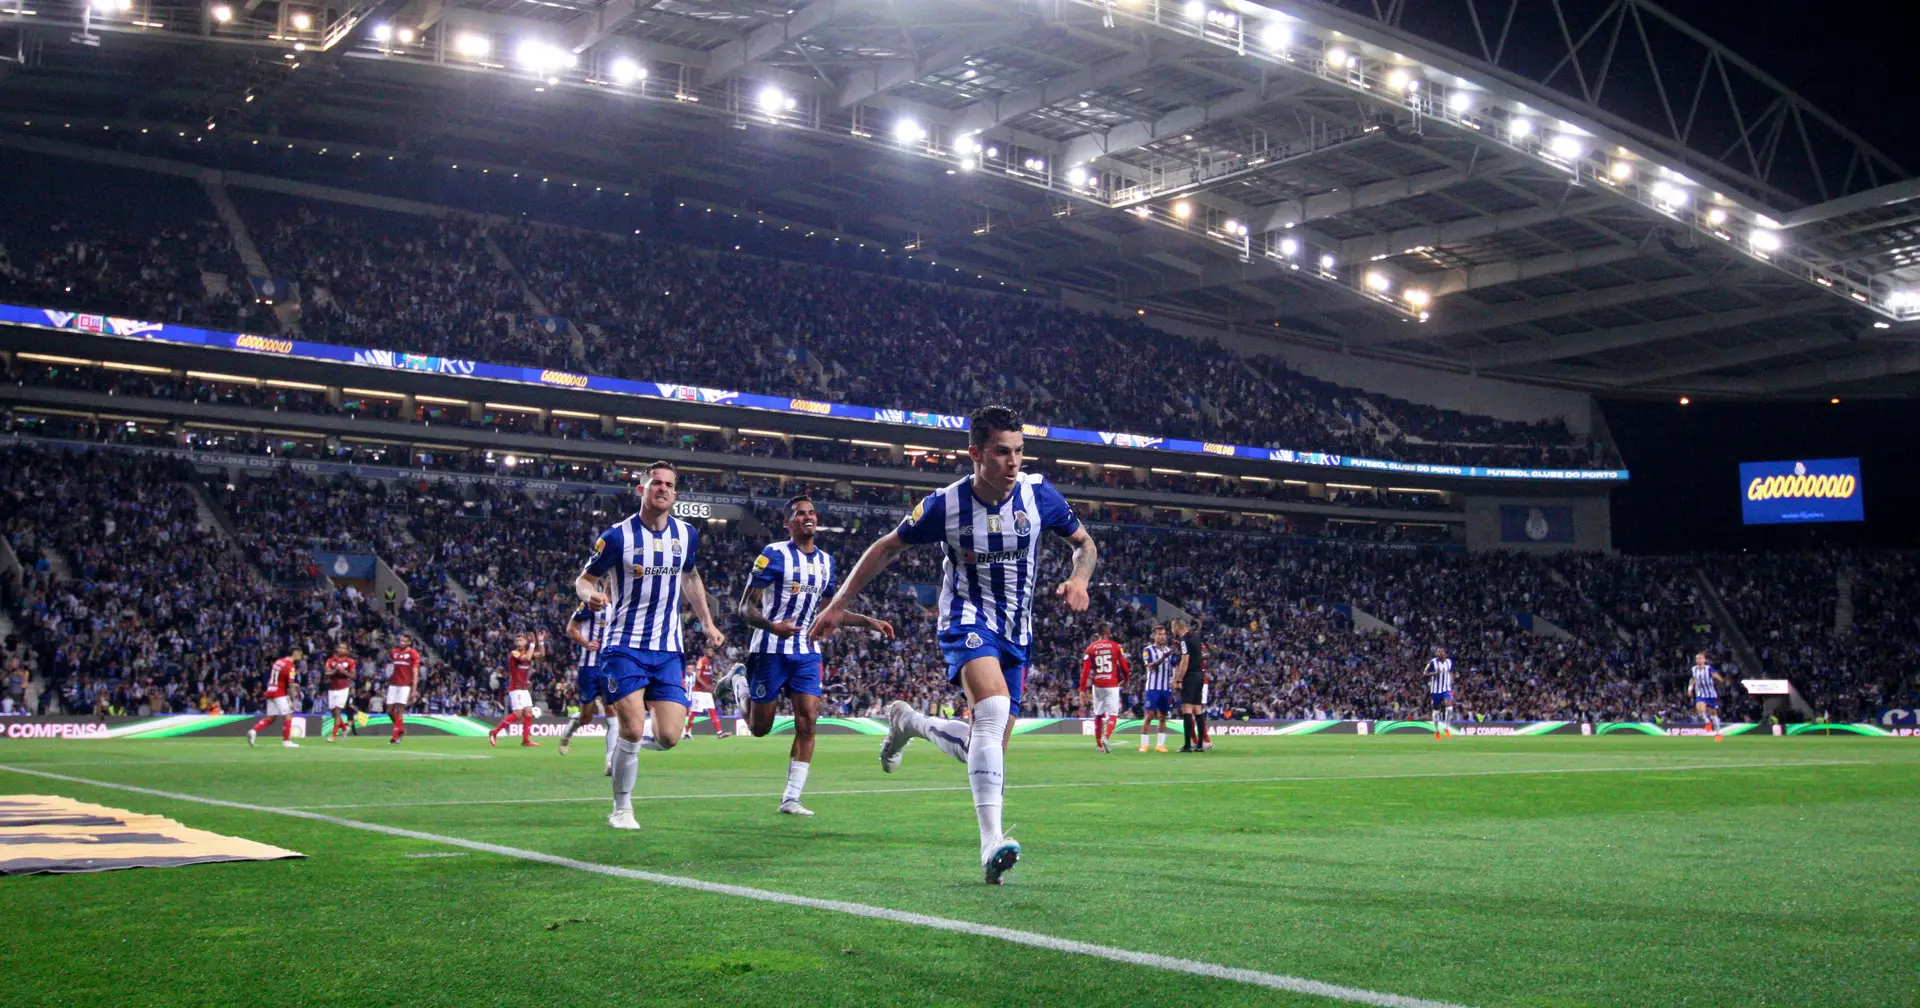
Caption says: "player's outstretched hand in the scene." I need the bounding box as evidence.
[768,620,801,639]
[809,605,845,643]
[868,618,895,641]
[1055,578,1091,612]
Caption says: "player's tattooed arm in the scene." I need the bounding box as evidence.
[736,584,800,638]
[839,611,896,639]
[1054,527,1097,612]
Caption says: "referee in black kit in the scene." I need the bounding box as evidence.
[1172,619,1211,752]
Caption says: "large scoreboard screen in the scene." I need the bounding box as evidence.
[1739,458,1864,525]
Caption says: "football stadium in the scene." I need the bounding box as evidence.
[0,0,1916,1004]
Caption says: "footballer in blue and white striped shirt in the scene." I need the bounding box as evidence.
[1689,653,1726,741]
[737,496,894,816]
[810,405,1098,884]
[574,460,727,831]
[1426,647,1455,739]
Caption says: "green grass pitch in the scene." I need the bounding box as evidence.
[2,732,1915,1008]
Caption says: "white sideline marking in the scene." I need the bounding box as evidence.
[287,759,1866,810]
[1,764,1468,1008]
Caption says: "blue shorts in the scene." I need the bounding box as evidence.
[1696,696,1719,709]
[938,625,1028,717]
[576,662,612,705]
[600,647,688,707]
[1431,692,1452,705]
[1144,689,1174,713]
[746,653,823,702]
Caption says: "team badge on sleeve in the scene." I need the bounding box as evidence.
[592,538,605,554]
[753,554,771,570]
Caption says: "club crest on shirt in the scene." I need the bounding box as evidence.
[671,538,684,556]
[1013,510,1031,535]
[965,632,983,649]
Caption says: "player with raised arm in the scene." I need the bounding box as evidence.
[558,602,617,773]
[811,406,1097,884]
[739,496,894,816]
[322,643,357,742]
[575,461,726,831]
[1427,646,1455,740]
[1138,624,1175,752]
[1689,652,1727,741]
[489,633,545,747]
[1079,625,1129,753]
[1172,620,1210,752]
[247,647,304,749]
[386,634,422,744]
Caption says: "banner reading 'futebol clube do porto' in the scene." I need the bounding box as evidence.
[0,302,1632,484]
[1738,458,1864,525]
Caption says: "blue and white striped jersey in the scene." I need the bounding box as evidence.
[1142,643,1175,692]
[1690,663,1718,699]
[895,473,1082,646]
[581,513,701,653]
[746,541,835,655]
[568,603,609,671]
[1426,657,1454,695]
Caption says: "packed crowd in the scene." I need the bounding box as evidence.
[0,146,1617,471]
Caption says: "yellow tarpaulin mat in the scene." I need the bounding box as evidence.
[0,795,304,875]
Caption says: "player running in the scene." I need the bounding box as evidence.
[386,634,422,744]
[739,495,894,816]
[1426,646,1455,740]
[558,602,617,773]
[247,647,304,749]
[322,643,357,742]
[1079,625,1129,753]
[681,652,729,740]
[811,405,1097,884]
[489,633,545,747]
[1172,620,1210,752]
[575,461,726,831]
[1689,652,1726,741]
[1138,624,1175,752]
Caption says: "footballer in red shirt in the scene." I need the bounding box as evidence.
[386,634,423,744]
[247,648,305,749]
[322,643,358,741]
[680,652,729,740]
[1079,626,1130,753]
[489,633,545,747]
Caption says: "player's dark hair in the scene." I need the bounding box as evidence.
[786,495,814,517]
[1098,623,1113,638]
[969,404,1021,448]
[644,460,677,479]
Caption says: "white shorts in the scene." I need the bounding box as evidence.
[507,689,533,712]
[386,685,413,707]
[1090,686,1121,716]
[326,689,349,710]
[264,695,293,717]
[689,691,715,713]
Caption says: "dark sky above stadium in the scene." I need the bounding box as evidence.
[1662,0,1920,173]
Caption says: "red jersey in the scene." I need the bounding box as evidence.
[264,657,297,698]
[1080,639,1130,690]
[388,647,421,687]
[506,650,533,692]
[685,656,714,693]
[324,656,356,690]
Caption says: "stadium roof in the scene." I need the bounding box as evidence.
[4,0,1919,398]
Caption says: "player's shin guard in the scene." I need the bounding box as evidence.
[968,696,1010,853]
[604,714,619,765]
[783,760,810,804]
[610,736,641,812]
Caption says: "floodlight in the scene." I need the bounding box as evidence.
[610,59,643,84]
[1749,229,1782,253]
[454,33,490,57]
[371,22,392,41]
[894,118,926,143]
[1278,238,1299,256]
[1508,117,1531,139]
[1172,201,1192,219]
[1319,253,1336,270]
[1447,90,1470,112]
[1262,22,1290,51]
[1387,68,1410,92]
[1067,167,1088,187]
[1652,181,1688,208]
[1325,47,1348,69]
[1403,288,1431,308]
[210,4,233,22]
[1548,134,1582,159]
[1364,271,1391,292]
[1705,207,1727,226]
[290,10,311,30]
[396,27,415,43]
[758,86,785,113]
[1184,0,1204,20]
[1608,160,1632,181]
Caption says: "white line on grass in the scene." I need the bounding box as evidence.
[10,752,494,767]
[285,759,1865,810]
[0,763,1468,1008]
